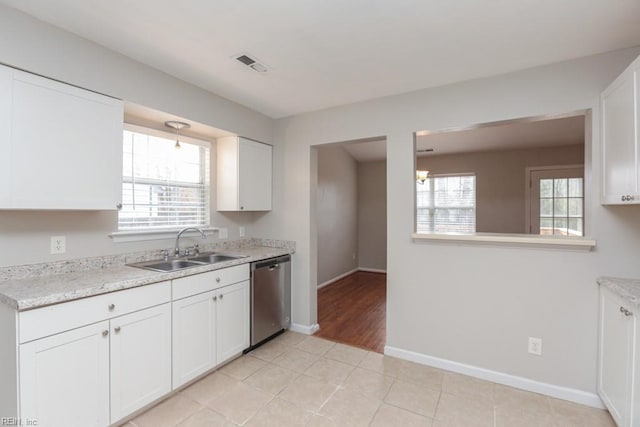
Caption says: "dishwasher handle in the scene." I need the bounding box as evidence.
[252,255,290,271]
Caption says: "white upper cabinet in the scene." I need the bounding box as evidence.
[217,136,272,211]
[601,55,640,204]
[0,64,123,210]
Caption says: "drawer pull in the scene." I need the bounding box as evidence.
[114,326,121,333]
[216,277,221,283]
[620,306,633,317]
[102,330,109,337]
[108,303,115,311]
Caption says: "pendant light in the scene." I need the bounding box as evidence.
[164,120,191,149]
[416,170,429,184]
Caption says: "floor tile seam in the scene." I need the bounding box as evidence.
[366,402,385,427]
[312,383,343,416]
[232,390,277,427]
[382,393,440,421]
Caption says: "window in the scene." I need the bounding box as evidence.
[539,178,583,236]
[119,126,210,230]
[529,167,584,236]
[416,174,476,233]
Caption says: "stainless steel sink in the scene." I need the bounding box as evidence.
[127,252,247,272]
[187,253,244,264]
[130,259,208,272]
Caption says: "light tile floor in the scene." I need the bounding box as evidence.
[122,332,614,427]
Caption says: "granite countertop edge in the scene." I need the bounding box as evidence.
[598,276,640,310]
[0,246,293,311]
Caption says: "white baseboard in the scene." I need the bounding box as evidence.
[317,268,359,289]
[289,323,320,335]
[358,267,387,274]
[317,267,387,289]
[384,345,605,409]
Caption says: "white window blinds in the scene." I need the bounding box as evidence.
[416,174,476,233]
[118,128,210,230]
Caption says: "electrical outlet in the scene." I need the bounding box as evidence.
[528,337,542,356]
[218,228,228,239]
[239,226,245,238]
[50,236,66,254]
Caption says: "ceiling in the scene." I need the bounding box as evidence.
[2,1,639,119]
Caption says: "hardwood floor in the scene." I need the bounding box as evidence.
[314,271,386,353]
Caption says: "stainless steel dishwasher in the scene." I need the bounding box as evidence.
[250,255,291,348]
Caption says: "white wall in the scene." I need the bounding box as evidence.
[316,145,359,285]
[0,4,272,266]
[417,144,584,233]
[253,47,640,396]
[358,160,387,271]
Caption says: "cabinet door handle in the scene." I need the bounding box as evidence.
[116,203,123,210]
[108,304,115,311]
[213,296,217,301]
[620,306,633,317]
[102,330,109,337]
[114,326,121,333]
[216,277,221,283]
[219,294,224,299]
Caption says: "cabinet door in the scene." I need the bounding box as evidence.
[601,57,640,204]
[238,138,272,211]
[598,287,636,426]
[10,70,123,209]
[110,303,172,423]
[0,65,12,208]
[216,280,250,364]
[19,321,110,427]
[172,291,217,388]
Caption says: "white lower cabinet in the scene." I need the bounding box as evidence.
[110,303,172,423]
[172,270,250,389]
[598,286,638,427]
[19,321,111,427]
[216,280,250,364]
[172,291,217,387]
[5,263,253,427]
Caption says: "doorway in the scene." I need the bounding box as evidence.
[312,138,387,352]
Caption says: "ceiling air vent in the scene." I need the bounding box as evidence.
[234,53,268,73]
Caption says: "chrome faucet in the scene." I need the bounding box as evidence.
[174,227,207,256]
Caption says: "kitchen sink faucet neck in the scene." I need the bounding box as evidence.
[174,227,207,256]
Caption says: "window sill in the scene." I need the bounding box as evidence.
[109,227,219,243]
[411,232,596,251]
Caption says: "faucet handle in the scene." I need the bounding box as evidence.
[161,250,170,261]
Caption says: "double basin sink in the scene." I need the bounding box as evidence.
[128,252,247,273]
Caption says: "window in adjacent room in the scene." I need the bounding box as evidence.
[416,174,476,233]
[118,125,210,230]
[528,166,584,236]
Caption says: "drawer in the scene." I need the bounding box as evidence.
[173,264,250,300]
[19,281,171,343]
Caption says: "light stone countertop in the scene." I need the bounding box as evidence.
[598,277,640,310]
[0,246,293,311]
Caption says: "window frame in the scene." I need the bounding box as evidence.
[416,172,477,234]
[412,110,596,251]
[115,123,212,235]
